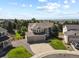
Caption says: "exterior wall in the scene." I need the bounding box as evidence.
[0,39,11,52]
[63,26,68,44]
[64,35,68,44]
[45,28,50,37]
[63,26,67,33]
[2,39,11,48]
[27,35,46,43]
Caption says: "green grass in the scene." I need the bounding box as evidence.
[49,38,66,50]
[15,32,22,40]
[7,46,32,58]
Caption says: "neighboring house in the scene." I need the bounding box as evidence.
[27,22,54,43]
[0,27,11,52]
[63,25,79,45]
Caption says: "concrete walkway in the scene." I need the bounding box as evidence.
[70,43,78,51]
[30,43,54,54]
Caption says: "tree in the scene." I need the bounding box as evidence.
[64,21,69,25]
[14,19,18,24]
[57,24,62,32]
[52,24,59,37]
[31,18,36,23]
[21,20,28,28]
[7,21,14,34]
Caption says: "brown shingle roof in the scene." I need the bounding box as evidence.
[65,25,79,30]
[28,22,53,29]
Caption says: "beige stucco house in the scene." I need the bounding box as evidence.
[27,22,54,43]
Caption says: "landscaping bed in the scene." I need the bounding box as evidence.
[49,38,66,50]
[7,46,32,58]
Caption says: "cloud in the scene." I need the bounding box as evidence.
[38,0,48,2]
[64,0,76,4]
[71,0,76,3]
[22,4,32,8]
[29,4,32,7]
[22,4,26,7]
[0,8,2,11]
[74,12,79,15]
[63,5,70,9]
[64,0,68,4]
[37,2,60,12]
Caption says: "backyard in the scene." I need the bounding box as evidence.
[49,38,67,50]
[6,46,32,58]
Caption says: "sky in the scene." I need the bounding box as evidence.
[0,0,79,19]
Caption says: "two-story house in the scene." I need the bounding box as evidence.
[27,22,54,43]
[0,27,11,53]
[63,25,79,45]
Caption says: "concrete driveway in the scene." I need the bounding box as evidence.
[30,43,54,54]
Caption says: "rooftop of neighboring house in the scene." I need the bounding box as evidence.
[28,22,54,30]
[64,25,79,31]
[0,27,7,33]
[68,35,79,38]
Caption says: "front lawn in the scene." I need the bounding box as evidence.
[49,38,66,50]
[7,46,32,58]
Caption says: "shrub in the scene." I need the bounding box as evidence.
[7,46,32,58]
[49,38,66,50]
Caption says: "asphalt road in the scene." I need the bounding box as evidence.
[43,54,79,58]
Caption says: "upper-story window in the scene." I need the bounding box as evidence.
[33,27,45,34]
